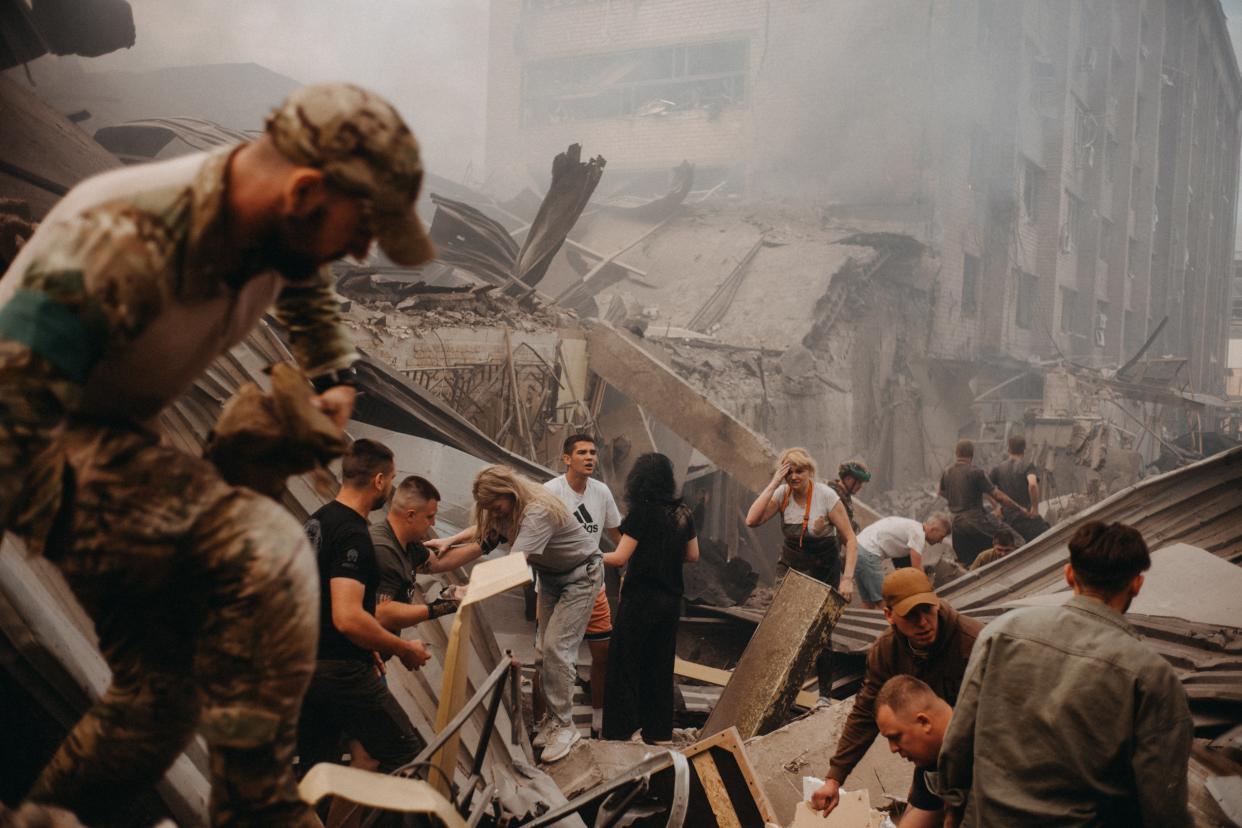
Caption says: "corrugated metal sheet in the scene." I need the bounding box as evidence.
[93,116,257,162]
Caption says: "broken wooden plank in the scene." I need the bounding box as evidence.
[681,727,778,826]
[460,552,532,607]
[431,604,473,799]
[431,554,531,796]
[690,752,742,828]
[556,216,677,307]
[675,657,820,710]
[299,763,467,828]
[702,570,846,740]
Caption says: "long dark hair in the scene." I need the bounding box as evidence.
[624,453,678,508]
[624,453,682,540]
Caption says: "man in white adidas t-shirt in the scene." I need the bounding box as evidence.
[538,433,621,739]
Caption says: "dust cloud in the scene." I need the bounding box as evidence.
[57,0,489,178]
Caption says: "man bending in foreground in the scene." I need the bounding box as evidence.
[873,676,954,828]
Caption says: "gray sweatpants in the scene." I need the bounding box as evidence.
[535,556,604,726]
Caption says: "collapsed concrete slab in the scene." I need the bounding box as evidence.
[585,319,778,494]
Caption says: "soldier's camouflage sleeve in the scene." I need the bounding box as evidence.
[1,205,174,383]
[271,266,357,377]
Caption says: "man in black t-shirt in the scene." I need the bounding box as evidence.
[938,439,1026,567]
[989,435,1051,543]
[868,675,955,828]
[298,439,431,780]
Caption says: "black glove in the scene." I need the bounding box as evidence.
[426,597,459,620]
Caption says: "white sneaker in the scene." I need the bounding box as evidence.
[531,717,555,748]
[541,725,581,762]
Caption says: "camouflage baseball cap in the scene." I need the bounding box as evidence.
[265,83,435,266]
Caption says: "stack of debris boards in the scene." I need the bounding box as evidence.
[0,321,571,826]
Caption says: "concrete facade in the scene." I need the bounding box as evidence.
[486,0,1242,395]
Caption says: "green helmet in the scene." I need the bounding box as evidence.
[839,460,871,483]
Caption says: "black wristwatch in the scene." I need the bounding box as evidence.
[311,365,360,394]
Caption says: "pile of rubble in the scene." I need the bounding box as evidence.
[337,274,576,336]
[865,484,944,521]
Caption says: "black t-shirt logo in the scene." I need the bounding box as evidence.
[304,518,322,552]
[573,503,599,534]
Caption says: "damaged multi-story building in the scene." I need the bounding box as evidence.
[479,0,1242,513]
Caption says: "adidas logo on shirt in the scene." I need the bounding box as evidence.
[573,503,599,534]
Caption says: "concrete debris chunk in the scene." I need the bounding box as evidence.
[703,570,845,740]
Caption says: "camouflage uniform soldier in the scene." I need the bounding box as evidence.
[0,84,433,827]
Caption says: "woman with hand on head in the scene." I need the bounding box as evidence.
[745,447,858,702]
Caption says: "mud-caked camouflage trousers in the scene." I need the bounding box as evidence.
[0,342,322,827]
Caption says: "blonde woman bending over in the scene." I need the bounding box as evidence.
[425,465,601,762]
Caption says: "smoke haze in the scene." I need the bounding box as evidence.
[85,0,490,178]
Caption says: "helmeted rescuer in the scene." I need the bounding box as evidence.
[0,83,432,826]
[828,459,871,534]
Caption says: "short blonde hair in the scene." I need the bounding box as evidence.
[778,447,817,477]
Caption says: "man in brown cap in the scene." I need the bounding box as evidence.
[810,568,983,818]
[0,83,432,826]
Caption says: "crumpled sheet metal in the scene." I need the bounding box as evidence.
[427,144,604,297]
[508,143,604,295]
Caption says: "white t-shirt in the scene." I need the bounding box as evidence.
[543,475,622,551]
[771,481,840,538]
[857,516,926,560]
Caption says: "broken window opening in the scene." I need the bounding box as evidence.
[1073,98,1097,170]
[1104,132,1118,183]
[1062,190,1082,252]
[1021,159,1042,221]
[962,253,981,317]
[522,39,749,126]
[1060,286,1078,334]
[1015,268,1038,330]
[1124,309,1139,352]
[1099,218,1113,262]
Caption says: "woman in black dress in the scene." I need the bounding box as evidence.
[601,453,699,743]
